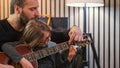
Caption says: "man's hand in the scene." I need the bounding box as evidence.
[20,57,34,68]
[0,64,14,68]
[68,26,83,44]
[67,45,77,62]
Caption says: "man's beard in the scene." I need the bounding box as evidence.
[19,12,39,27]
[19,12,29,27]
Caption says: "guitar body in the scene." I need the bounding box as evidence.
[0,45,38,68]
[0,52,9,64]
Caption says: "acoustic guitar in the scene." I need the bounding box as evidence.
[0,40,91,68]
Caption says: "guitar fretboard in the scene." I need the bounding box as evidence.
[24,40,91,62]
[24,42,69,61]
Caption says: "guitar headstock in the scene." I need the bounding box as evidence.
[73,33,93,48]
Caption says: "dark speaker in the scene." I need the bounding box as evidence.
[38,17,69,32]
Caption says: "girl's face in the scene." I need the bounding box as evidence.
[38,31,51,46]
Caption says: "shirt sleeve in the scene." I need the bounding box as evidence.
[1,41,23,63]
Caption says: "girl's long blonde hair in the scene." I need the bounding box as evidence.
[20,19,51,48]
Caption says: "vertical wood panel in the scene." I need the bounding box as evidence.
[103,1,105,68]
[0,0,11,19]
[1,0,4,19]
[60,0,64,17]
[42,0,46,14]
[46,0,50,14]
[105,0,109,68]
[5,0,7,18]
[115,0,120,68]
[0,0,1,19]
[74,7,79,25]
[94,7,99,68]
[113,0,116,68]
[51,0,55,17]
[69,7,74,27]
[55,0,59,17]
[87,8,90,68]
[104,8,109,68]
[65,0,69,17]
[110,0,114,68]
[89,7,94,68]
[99,7,104,68]
[79,8,84,32]
[38,0,42,15]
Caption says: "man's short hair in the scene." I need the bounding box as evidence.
[10,0,25,14]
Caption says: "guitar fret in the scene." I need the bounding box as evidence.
[46,47,53,55]
[60,42,69,51]
[54,45,60,53]
[29,54,33,61]
[24,54,28,60]
[58,43,63,51]
[35,51,42,59]
[25,54,32,61]
[33,53,37,59]
[24,53,36,62]
[31,53,36,61]
[28,53,33,61]
[38,50,44,58]
[45,48,51,56]
[41,50,47,58]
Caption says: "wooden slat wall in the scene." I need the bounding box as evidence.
[0,0,10,19]
[0,0,120,68]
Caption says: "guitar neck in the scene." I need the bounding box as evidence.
[24,40,91,62]
[24,42,70,62]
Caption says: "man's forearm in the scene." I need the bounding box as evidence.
[2,42,23,63]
